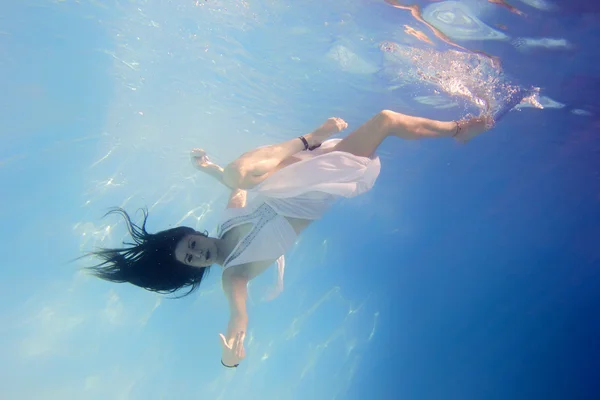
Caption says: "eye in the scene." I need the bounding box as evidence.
[191,241,196,249]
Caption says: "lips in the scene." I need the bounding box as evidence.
[206,250,211,261]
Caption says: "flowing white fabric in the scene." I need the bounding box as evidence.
[218,138,381,300]
[218,202,297,269]
[248,139,381,220]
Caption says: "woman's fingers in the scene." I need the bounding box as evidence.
[190,148,208,162]
[234,331,242,349]
[220,331,246,360]
[219,333,230,350]
[233,331,246,359]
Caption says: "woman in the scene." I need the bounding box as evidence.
[88,109,492,368]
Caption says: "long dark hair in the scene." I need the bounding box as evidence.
[85,208,210,297]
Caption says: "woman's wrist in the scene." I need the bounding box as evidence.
[202,163,225,182]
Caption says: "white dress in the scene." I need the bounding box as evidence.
[217,139,381,299]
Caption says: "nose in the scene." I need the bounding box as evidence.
[191,248,204,258]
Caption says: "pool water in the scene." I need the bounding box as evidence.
[0,1,598,399]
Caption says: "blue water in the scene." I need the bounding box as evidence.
[1,1,599,399]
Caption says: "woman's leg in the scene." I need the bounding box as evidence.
[223,118,347,189]
[208,111,489,190]
[332,110,491,158]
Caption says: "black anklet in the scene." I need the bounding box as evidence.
[221,359,239,368]
[298,136,322,151]
[453,120,462,137]
[298,136,309,150]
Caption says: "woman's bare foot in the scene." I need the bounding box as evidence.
[454,115,495,143]
[305,117,348,148]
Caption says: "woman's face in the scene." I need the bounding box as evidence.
[174,233,218,267]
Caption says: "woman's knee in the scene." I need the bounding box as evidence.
[373,110,399,129]
[377,109,401,125]
[379,109,408,121]
[378,110,414,131]
[223,161,246,189]
[379,109,396,119]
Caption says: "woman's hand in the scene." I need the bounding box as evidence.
[190,148,211,170]
[190,148,228,185]
[219,331,246,367]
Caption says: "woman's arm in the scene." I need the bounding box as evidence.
[190,148,234,187]
[219,271,249,367]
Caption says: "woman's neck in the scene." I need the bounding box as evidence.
[214,233,239,267]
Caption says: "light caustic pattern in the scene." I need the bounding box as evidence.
[45,1,384,399]
[214,286,381,400]
[5,0,579,398]
[386,0,571,61]
[515,0,557,11]
[376,0,580,116]
[416,1,571,56]
[513,37,573,52]
[422,1,508,41]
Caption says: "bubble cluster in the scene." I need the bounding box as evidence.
[379,41,526,115]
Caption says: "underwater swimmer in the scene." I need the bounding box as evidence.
[86,110,493,368]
